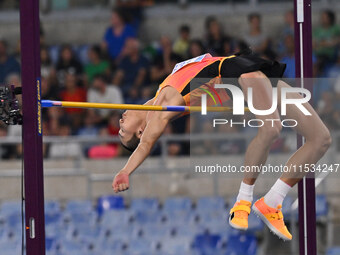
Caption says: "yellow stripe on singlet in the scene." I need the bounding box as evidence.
[218,55,236,77]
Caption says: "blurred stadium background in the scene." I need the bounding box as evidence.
[0,0,340,254]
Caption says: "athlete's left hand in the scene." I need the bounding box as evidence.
[112,171,130,193]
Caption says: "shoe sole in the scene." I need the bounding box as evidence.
[252,204,292,241]
[228,214,247,231]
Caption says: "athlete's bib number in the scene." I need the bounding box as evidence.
[171,54,210,75]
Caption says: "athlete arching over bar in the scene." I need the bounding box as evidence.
[113,51,331,241]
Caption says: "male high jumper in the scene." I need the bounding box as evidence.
[112,52,331,240]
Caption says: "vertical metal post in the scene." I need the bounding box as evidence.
[20,0,46,254]
[294,0,317,255]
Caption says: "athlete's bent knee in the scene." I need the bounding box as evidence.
[258,123,282,144]
[307,128,332,157]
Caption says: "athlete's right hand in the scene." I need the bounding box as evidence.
[112,171,130,193]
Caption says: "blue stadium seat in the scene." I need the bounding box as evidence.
[164,197,192,212]
[327,246,340,255]
[131,198,159,212]
[5,223,22,243]
[281,196,293,217]
[62,210,97,228]
[71,224,101,243]
[0,201,21,216]
[45,213,61,226]
[196,197,225,212]
[128,238,157,254]
[193,233,221,252]
[46,250,56,255]
[162,210,196,226]
[247,212,264,233]
[103,224,140,241]
[0,242,21,255]
[45,200,61,215]
[45,223,62,239]
[95,238,126,253]
[161,237,192,255]
[225,233,257,255]
[140,224,172,240]
[65,200,93,214]
[97,195,125,216]
[58,239,89,254]
[198,210,227,233]
[101,209,132,227]
[46,237,56,251]
[134,210,163,225]
[316,194,328,218]
[5,211,22,228]
[173,224,204,238]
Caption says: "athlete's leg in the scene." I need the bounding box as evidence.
[229,71,281,230]
[252,80,331,241]
[277,80,331,186]
[238,71,282,187]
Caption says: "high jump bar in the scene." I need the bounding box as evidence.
[41,100,250,112]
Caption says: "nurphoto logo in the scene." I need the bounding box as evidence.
[200,84,312,128]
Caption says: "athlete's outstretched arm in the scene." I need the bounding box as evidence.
[112,114,169,193]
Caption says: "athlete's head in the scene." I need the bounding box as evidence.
[119,110,145,152]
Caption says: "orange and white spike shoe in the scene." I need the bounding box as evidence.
[252,197,292,241]
[229,200,252,230]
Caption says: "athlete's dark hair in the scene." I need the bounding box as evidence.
[121,134,140,153]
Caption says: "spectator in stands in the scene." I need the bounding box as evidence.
[243,13,269,54]
[313,10,340,69]
[277,10,295,56]
[77,110,100,136]
[188,39,206,58]
[85,45,110,85]
[47,107,66,136]
[88,127,119,159]
[173,24,191,58]
[317,91,339,130]
[151,36,175,84]
[234,40,249,54]
[221,37,234,56]
[107,111,120,137]
[49,121,82,159]
[204,16,225,56]
[102,7,136,62]
[41,46,55,79]
[60,72,87,129]
[283,10,295,37]
[151,36,182,87]
[41,76,59,101]
[5,73,21,88]
[0,39,20,83]
[113,38,149,102]
[280,34,295,78]
[56,44,83,85]
[115,0,146,32]
[76,110,100,154]
[0,125,13,159]
[88,74,123,120]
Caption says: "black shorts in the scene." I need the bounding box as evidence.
[182,54,286,97]
[197,55,286,81]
